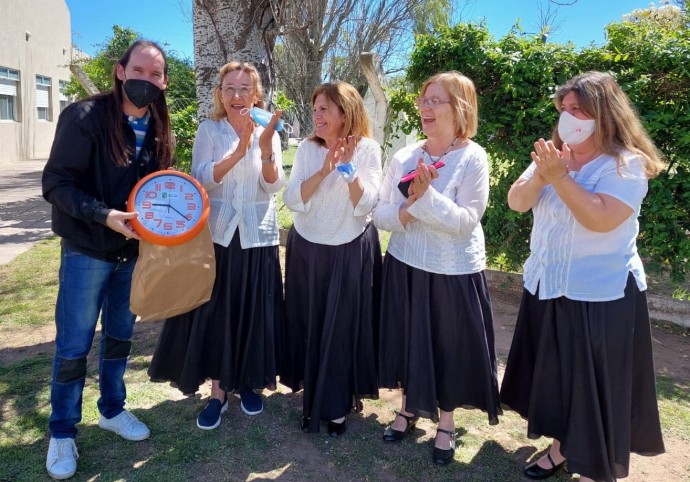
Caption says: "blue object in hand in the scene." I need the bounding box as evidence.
[336,162,357,183]
[336,163,354,175]
[247,107,285,131]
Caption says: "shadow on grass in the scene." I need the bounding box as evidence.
[1,313,686,481]
[0,349,568,482]
[656,376,690,403]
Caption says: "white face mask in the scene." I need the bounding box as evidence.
[557,110,595,146]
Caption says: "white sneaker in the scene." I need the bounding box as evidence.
[46,437,78,480]
[98,410,150,441]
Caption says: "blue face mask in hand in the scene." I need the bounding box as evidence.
[336,162,358,183]
[241,107,289,132]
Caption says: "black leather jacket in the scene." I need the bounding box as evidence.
[42,95,162,262]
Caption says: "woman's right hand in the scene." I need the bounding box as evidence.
[532,138,569,182]
[398,189,420,224]
[319,138,343,177]
[212,119,255,183]
[236,120,255,159]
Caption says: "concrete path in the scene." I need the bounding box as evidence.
[0,160,53,265]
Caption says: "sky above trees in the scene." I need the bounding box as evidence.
[65,0,653,61]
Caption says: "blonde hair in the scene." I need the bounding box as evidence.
[210,61,265,121]
[420,71,478,139]
[309,82,372,147]
[553,71,665,178]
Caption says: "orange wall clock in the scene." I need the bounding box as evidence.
[128,171,210,246]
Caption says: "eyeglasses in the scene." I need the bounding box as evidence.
[221,85,253,98]
[416,96,451,109]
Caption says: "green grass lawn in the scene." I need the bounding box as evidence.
[1,238,689,481]
[277,146,295,231]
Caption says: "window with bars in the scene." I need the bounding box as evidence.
[36,75,52,121]
[0,67,20,121]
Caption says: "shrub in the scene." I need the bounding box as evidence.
[389,12,690,280]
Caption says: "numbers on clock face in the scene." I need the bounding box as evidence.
[133,174,205,236]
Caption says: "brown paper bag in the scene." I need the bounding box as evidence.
[130,225,215,321]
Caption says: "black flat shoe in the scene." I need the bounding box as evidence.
[382,411,419,443]
[300,416,310,433]
[524,451,567,480]
[327,418,347,437]
[432,428,456,466]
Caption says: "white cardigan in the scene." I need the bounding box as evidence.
[373,141,489,275]
[283,137,382,245]
[191,118,285,248]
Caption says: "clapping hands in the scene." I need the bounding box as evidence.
[320,135,357,177]
[236,116,255,159]
[408,158,440,200]
[531,138,570,182]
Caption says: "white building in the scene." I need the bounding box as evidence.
[0,0,72,163]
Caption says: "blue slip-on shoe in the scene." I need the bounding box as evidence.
[196,397,228,430]
[237,388,263,415]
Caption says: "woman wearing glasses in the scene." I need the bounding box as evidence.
[148,61,285,430]
[281,81,383,436]
[373,71,500,465]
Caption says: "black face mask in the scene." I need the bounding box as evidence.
[123,78,162,108]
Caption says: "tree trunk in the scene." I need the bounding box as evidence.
[193,0,276,119]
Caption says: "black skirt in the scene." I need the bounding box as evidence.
[379,253,501,424]
[281,224,381,432]
[500,274,665,482]
[148,230,283,395]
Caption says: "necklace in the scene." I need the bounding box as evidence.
[421,137,458,164]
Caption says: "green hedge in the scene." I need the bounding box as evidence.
[389,13,690,281]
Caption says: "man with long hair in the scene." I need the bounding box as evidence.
[42,40,173,480]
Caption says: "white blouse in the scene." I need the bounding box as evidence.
[191,118,285,248]
[373,141,489,275]
[521,151,649,301]
[283,137,383,245]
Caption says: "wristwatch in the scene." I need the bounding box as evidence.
[261,152,276,164]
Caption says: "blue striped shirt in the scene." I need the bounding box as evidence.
[126,111,151,159]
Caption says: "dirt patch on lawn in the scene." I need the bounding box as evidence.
[2,297,687,384]
[2,295,688,481]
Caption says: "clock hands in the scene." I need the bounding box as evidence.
[168,204,191,221]
[151,203,170,214]
[151,203,190,222]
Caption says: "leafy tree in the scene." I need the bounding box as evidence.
[600,3,690,279]
[66,26,138,97]
[390,7,690,280]
[165,55,197,109]
[169,102,197,173]
[412,0,452,36]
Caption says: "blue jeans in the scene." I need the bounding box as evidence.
[49,247,137,439]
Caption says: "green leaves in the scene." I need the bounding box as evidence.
[170,102,198,173]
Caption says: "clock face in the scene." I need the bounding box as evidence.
[128,171,210,246]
